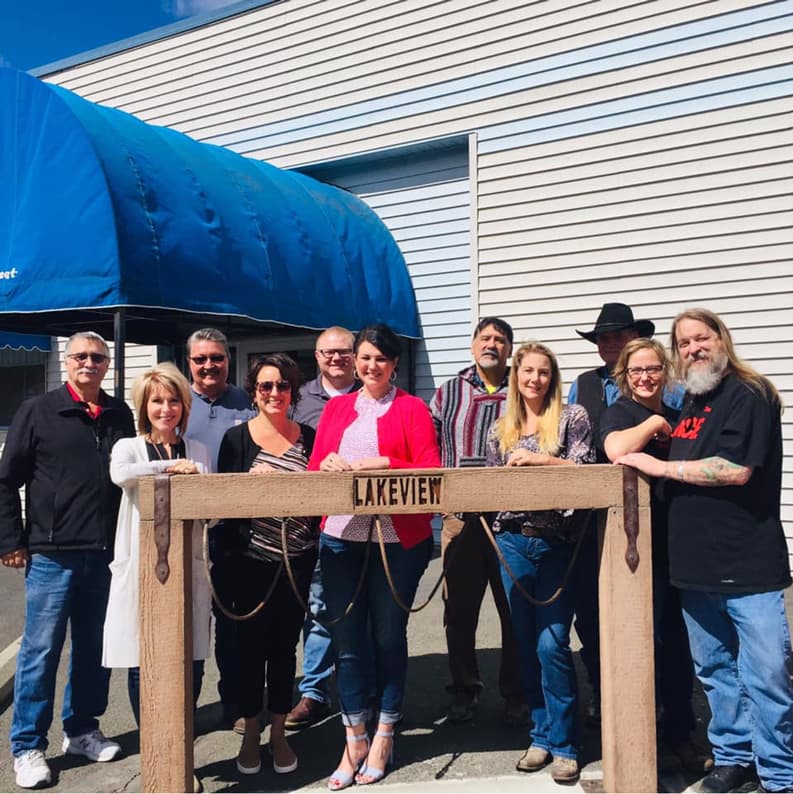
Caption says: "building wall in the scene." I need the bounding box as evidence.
[301,141,472,400]
[42,0,793,547]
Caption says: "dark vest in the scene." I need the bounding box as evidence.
[576,369,608,463]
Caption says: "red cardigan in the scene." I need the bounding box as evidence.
[308,388,441,548]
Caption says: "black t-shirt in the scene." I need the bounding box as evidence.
[666,373,789,593]
[600,396,679,569]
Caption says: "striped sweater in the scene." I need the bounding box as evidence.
[429,365,509,468]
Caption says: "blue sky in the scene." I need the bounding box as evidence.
[0,0,244,72]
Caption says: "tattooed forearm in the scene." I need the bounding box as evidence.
[681,456,752,487]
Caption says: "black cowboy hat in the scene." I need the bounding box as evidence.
[576,303,655,343]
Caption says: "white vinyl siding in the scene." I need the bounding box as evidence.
[301,143,471,402]
[39,0,793,553]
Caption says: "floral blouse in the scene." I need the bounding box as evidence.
[485,403,594,539]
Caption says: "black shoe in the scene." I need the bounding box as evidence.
[659,738,714,775]
[446,692,478,723]
[702,764,759,793]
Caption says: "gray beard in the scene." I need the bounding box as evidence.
[684,351,728,395]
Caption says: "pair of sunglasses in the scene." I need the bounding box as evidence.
[256,380,292,394]
[189,354,226,365]
[67,352,108,364]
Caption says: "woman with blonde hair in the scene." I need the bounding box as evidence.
[486,342,593,784]
[601,337,709,773]
[102,362,212,725]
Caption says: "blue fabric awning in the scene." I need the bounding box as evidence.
[0,332,51,352]
[0,67,420,344]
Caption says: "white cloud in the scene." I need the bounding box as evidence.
[163,0,241,18]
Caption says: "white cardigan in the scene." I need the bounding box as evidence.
[102,435,213,669]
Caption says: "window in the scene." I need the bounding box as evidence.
[0,363,45,426]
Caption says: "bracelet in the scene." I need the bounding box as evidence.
[677,462,685,481]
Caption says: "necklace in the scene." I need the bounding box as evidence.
[146,435,180,461]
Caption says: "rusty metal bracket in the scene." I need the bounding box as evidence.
[622,467,640,573]
[153,474,171,585]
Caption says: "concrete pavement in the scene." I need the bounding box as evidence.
[0,552,717,793]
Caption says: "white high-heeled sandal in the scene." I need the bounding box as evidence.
[328,731,370,791]
[356,728,394,786]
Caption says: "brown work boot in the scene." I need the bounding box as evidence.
[284,696,331,731]
[551,756,580,783]
[516,745,550,773]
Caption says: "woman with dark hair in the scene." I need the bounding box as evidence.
[308,323,440,790]
[217,353,316,777]
[486,342,593,784]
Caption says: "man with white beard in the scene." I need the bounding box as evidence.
[616,308,793,794]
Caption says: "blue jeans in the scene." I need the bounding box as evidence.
[11,551,112,756]
[681,589,793,790]
[298,558,335,703]
[496,532,579,759]
[319,533,432,726]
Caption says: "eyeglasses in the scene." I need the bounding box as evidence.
[189,354,226,365]
[317,348,353,359]
[256,380,292,394]
[67,352,108,364]
[627,365,664,378]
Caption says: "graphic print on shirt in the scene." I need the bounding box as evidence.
[670,415,707,440]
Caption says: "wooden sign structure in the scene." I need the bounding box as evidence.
[138,464,655,793]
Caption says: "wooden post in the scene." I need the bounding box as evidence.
[139,475,194,794]
[599,470,656,792]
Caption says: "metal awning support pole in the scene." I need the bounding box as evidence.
[113,309,126,400]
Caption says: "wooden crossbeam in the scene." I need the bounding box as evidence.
[138,465,655,793]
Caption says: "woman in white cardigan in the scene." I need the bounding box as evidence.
[102,362,212,725]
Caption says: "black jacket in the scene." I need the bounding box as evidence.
[217,420,316,475]
[0,385,135,555]
[217,420,316,549]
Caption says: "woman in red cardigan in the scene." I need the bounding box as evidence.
[308,324,440,790]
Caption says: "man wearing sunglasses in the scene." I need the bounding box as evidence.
[0,331,135,788]
[286,326,356,731]
[183,328,256,733]
[184,328,256,469]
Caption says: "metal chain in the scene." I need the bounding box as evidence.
[201,520,281,621]
[478,512,591,607]
[373,516,447,613]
